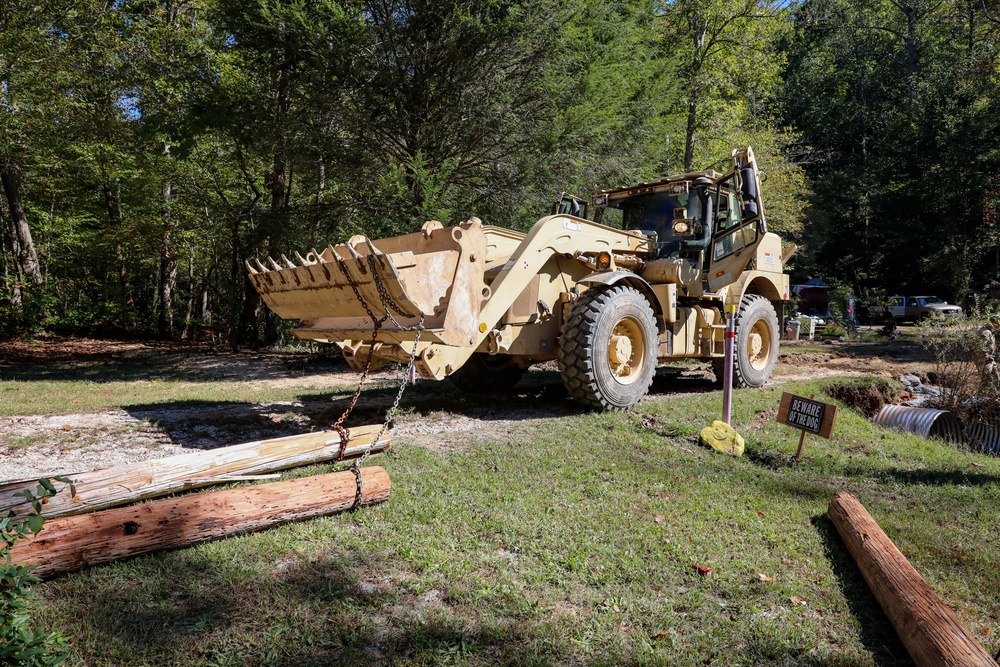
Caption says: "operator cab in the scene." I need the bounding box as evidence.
[590,147,768,294]
[592,170,740,264]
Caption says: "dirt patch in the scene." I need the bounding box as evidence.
[822,377,903,418]
[0,335,938,482]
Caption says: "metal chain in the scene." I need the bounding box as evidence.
[366,254,421,330]
[331,254,388,450]
[349,315,423,511]
[328,243,425,511]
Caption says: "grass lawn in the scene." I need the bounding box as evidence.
[12,358,1000,666]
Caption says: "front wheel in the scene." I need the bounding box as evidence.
[731,294,779,388]
[558,285,658,410]
[713,295,780,387]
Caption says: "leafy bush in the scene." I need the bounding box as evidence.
[820,323,844,336]
[1,480,71,667]
[919,313,1000,426]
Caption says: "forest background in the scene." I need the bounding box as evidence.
[2,0,999,346]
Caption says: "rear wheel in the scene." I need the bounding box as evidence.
[559,285,658,410]
[448,353,525,393]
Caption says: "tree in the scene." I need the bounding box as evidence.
[783,0,1000,298]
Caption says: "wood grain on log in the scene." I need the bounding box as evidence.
[11,466,391,579]
[0,425,389,519]
[828,492,997,667]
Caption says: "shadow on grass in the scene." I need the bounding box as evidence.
[120,400,324,448]
[52,545,661,667]
[810,514,914,666]
[0,348,348,384]
[839,465,1000,487]
[745,443,1000,488]
[114,361,728,449]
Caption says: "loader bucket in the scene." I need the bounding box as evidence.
[247,218,489,351]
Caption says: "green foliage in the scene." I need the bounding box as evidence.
[825,280,854,323]
[820,322,843,336]
[783,0,1000,299]
[0,0,824,341]
[1,479,71,667]
[919,313,1000,424]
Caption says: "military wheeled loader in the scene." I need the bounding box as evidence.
[248,147,790,410]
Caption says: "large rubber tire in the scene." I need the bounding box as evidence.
[558,285,658,410]
[714,294,779,388]
[448,353,525,393]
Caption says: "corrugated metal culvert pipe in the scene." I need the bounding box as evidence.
[873,405,965,444]
[966,421,1000,454]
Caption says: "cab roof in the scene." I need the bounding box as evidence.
[595,169,725,197]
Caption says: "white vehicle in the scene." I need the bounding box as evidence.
[887,295,962,322]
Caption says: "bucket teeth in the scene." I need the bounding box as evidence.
[294,251,311,266]
[364,238,388,269]
[246,260,258,275]
[281,254,297,269]
[255,258,269,273]
[268,257,283,271]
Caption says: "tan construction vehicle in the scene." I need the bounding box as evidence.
[248,147,790,410]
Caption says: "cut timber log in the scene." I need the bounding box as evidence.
[828,492,998,667]
[10,466,390,579]
[0,425,389,520]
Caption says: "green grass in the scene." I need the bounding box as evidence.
[12,357,1000,666]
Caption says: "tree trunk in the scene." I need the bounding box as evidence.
[683,10,707,173]
[102,179,136,327]
[0,163,43,287]
[0,424,391,520]
[317,158,326,206]
[684,93,700,173]
[11,466,392,580]
[1,196,23,312]
[182,249,195,339]
[237,274,261,349]
[891,0,920,105]
[159,179,177,336]
[828,493,998,667]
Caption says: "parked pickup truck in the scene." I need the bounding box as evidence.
[887,295,962,322]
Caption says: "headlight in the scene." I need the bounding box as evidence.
[673,221,690,235]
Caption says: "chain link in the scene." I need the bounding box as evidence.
[350,316,423,510]
[366,254,421,331]
[328,243,425,511]
[331,254,388,450]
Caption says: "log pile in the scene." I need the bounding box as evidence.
[828,492,998,667]
[0,425,389,519]
[4,425,393,579]
[11,466,391,579]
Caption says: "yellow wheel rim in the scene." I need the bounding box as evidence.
[747,318,772,371]
[607,316,646,385]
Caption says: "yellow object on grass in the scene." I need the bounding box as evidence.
[699,420,745,456]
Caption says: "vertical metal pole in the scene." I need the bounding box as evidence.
[722,303,736,425]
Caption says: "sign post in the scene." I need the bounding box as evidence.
[777,392,837,460]
[722,303,736,425]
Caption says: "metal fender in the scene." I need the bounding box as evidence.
[578,271,663,325]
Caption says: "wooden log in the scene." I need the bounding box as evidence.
[0,425,389,520]
[10,466,391,579]
[828,492,998,667]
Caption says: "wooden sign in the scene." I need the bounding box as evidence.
[778,392,837,438]
[777,392,838,461]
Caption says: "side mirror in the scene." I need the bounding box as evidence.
[740,167,759,218]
